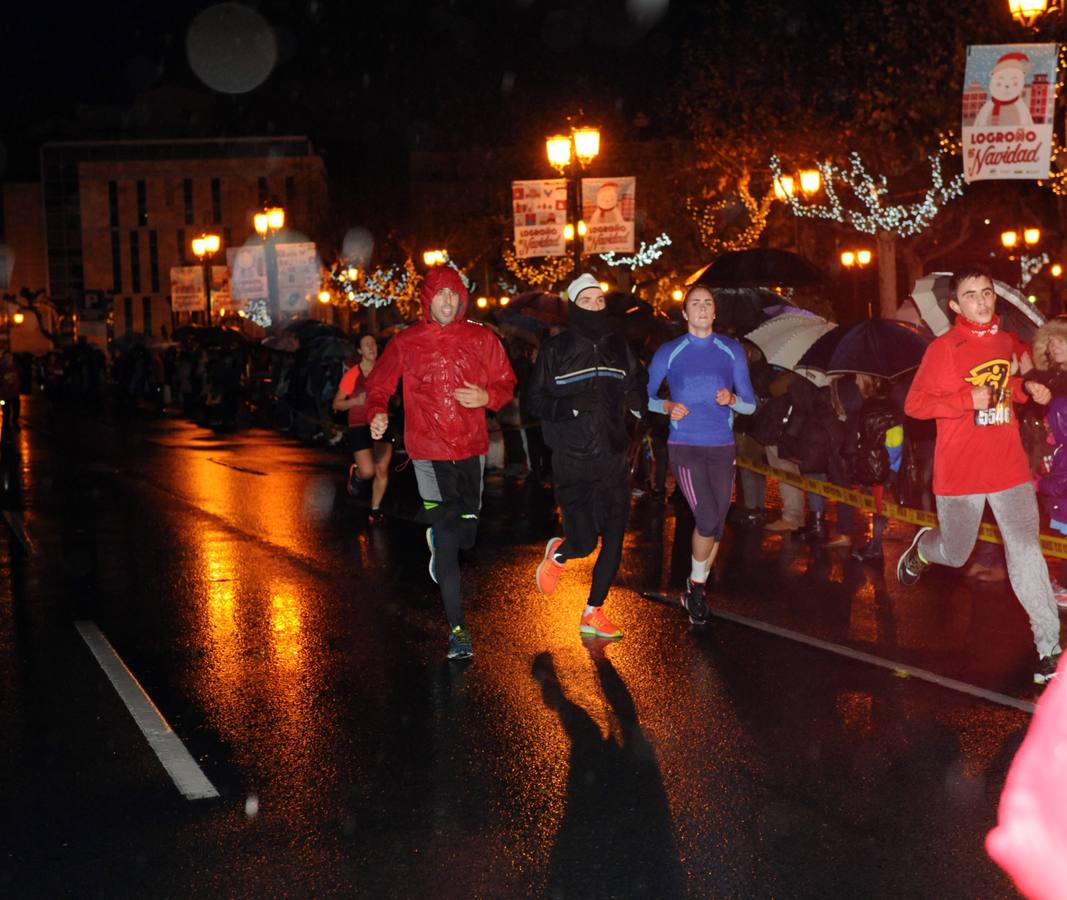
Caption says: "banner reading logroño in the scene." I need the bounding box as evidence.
[170,266,205,312]
[962,43,1057,182]
[512,179,567,258]
[580,177,635,254]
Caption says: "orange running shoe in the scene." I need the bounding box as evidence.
[536,537,565,594]
[579,607,622,639]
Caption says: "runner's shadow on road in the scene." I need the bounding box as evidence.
[532,647,684,898]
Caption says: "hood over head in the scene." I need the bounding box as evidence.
[421,267,469,323]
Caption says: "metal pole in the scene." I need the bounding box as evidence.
[204,257,213,326]
[571,169,581,274]
[266,237,280,326]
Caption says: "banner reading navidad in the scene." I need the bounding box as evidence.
[962,43,1057,182]
[170,266,205,312]
[512,179,567,258]
[580,177,635,254]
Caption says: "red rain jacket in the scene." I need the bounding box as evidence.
[365,272,516,461]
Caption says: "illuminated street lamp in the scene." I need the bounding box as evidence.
[499,296,510,306]
[1008,0,1056,28]
[423,249,448,267]
[545,123,601,270]
[773,175,795,201]
[1001,230,1019,249]
[254,203,285,324]
[799,169,821,196]
[1024,227,1042,246]
[191,231,222,325]
[1052,263,1063,278]
[672,289,684,302]
[317,290,331,305]
[12,312,24,325]
[841,248,874,317]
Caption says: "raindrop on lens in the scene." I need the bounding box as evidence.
[186,2,278,94]
[245,794,259,817]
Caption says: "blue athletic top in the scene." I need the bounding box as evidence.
[647,332,756,446]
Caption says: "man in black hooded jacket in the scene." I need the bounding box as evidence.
[524,273,647,640]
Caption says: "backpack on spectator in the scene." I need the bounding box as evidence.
[842,402,900,486]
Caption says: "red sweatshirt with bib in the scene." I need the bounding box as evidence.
[904,316,1030,496]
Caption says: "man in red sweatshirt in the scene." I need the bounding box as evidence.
[366,267,516,660]
[898,266,1062,686]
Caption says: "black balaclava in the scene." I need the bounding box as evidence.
[570,296,610,340]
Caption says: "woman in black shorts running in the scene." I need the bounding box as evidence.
[333,333,393,522]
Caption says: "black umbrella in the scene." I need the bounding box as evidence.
[689,248,826,288]
[802,320,929,379]
[173,325,248,348]
[694,287,790,337]
[282,319,345,343]
[306,335,356,360]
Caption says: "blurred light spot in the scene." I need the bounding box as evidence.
[625,0,669,27]
[342,227,374,266]
[245,794,259,817]
[501,71,516,93]
[186,3,277,94]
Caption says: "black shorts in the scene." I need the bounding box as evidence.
[345,425,373,454]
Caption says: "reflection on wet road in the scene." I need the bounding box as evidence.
[0,401,1041,896]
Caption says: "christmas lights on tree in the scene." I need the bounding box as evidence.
[685,172,775,254]
[325,258,422,313]
[502,245,574,288]
[1021,252,1050,287]
[768,150,965,238]
[599,233,672,269]
[244,298,272,328]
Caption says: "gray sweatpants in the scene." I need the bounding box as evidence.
[918,481,1062,658]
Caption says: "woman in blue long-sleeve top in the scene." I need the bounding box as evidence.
[647,285,756,624]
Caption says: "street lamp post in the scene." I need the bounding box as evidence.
[1001,227,1042,285]
[1008,0,1059,28]
[841,248,874,319]
[191,232,221,325]
[546,124,601,274]
[254,204,285,324]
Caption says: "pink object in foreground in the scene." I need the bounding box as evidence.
[986,655,1067,900]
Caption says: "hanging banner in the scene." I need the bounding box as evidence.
[211,265,239,312]
[962,43,1057,182]
[227,245,267,301]
[274,242,319,313]
[170,266,205,312]
[580,176,636,254]
[512,179,567,258]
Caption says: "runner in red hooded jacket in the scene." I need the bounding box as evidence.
[366,266,516,660]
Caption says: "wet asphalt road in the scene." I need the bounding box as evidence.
[0,396,1050,898]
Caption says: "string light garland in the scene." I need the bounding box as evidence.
[768,150,965,238]
[685,171,775,254]
[324,258,422,313]
[243,298,272,328]
[1021,252,1050,287]
[502,245,574,288]
[599,233,672,269]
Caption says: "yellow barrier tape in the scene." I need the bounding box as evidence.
[736,457,1067,560]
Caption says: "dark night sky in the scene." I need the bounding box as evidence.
[1,0,710,185]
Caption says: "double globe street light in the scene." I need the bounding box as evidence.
[254,204,285,324]
[545,125,601,272]
[191,232,222,325]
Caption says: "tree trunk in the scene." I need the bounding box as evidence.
[876,230,898,320]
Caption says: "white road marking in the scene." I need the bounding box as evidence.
[641,592,1037,715]
[75,621,219,800]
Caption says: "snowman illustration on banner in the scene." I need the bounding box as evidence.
[974,51,1033,128]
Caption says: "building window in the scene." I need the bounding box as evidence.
[176,228,186,265]
[183,178,194,225]
[211,178,221,223]
[142,297,153,336]
[285,175,295,209]
[258,176,268,204]
[130,230,141,293]
[149,230,160,293]
[124,297,133,335]
[111,229,122,293]
[136,180,148,226]
[109,181,119,228]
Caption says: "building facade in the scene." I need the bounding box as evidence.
[41,137,329,336]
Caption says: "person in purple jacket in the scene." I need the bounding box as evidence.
[647,285,756,625]
[1037,394,1067,611]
